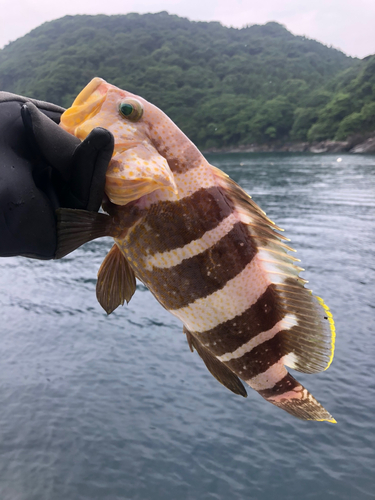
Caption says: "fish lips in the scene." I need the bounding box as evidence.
[60,78,110,137]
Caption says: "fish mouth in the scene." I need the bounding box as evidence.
[60,77,110,137]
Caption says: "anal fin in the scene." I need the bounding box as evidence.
[184,327,247,398]
[96,244,136,314]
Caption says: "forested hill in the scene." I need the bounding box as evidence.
[0,12,374,149]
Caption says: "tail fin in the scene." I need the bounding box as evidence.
[259,372,336,422]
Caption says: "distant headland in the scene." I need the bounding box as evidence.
[1,12,374,152]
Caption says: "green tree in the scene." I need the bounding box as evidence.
[1,12,371,148]
[307,93,354,141]
[249,96,294,141]
[290,107,319,141]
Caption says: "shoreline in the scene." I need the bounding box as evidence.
[203,135,375,155]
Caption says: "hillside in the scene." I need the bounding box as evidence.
[0,12,373,149]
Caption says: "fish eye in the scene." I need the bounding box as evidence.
[119,99,143,122]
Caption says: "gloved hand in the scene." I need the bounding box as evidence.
[0,92,114,259]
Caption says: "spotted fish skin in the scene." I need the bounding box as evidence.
[60,78,336,422]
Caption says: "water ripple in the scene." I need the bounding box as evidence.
[0,153,374,500]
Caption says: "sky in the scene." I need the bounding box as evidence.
[1,0,375,59]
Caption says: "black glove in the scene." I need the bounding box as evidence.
[0,92,114,259]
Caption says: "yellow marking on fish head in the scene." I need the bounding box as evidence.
[60,78,178,205]
[60,78,109,138]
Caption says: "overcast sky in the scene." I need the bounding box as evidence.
[1,0,374,58]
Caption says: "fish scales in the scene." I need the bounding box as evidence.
[126,186,235,254]
[58,77,336,422]
[195,285,282,355]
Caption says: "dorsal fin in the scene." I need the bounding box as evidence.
[184,327,247,398]
[276,283,336,373]
[211,166,336,374]
[96,244,136,314]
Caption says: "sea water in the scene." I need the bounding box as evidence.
[0,153,374,500]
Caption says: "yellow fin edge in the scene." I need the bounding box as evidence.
[316,417,337,424]
[315,295,336,370]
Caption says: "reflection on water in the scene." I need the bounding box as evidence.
[0,153,374,500]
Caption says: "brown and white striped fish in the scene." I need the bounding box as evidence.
[58,77,336,422]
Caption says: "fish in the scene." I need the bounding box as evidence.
[57,77,336,422]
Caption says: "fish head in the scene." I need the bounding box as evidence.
[60,77,178,205]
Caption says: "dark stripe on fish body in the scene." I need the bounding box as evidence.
[166,145,203,174]
[258,372,300,399]
[126,186,235,255]
[225,329,293,381]
[140,221,257,310]
[148,137,203,174]
[194,285,283,356]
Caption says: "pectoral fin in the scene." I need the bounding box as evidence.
[184,327,247,398]
[55,208,114,258]
[96,244,136,314]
